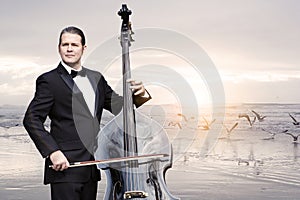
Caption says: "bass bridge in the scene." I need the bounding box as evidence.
[124,190,148,199]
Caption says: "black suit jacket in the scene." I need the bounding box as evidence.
[23,63,150,184]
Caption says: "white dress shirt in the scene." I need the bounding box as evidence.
[61,61,96,117]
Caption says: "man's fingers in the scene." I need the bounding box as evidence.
[129,85,142,90]
[60,163,69,171]
[130,85,145,95]
[49,150,70,171]
[126,78,134,83]
[52,164,61,171]
[127,79,142,85]
[132,81,142,85]
[126,79,145,96]
[52,161,69,171]
[133,88,144,96]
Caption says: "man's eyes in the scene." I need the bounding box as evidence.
[62,43,80,47]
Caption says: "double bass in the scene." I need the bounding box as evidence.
[95,4,179,200]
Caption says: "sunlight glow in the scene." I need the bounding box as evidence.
[99,50,213,107]
[220,70,300,83]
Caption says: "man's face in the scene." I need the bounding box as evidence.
[58,33,86,69]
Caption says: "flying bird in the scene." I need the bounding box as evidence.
[223,122,239,137]
[261,128,288,140]
[288,113,300,126]
[168,121,182,129]
[238,113,256,126]
[284,132,300,142]
[177,113,188,122]
[251,110,266,122]
[200,117,216,130]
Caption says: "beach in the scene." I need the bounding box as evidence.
[1,104,300,199]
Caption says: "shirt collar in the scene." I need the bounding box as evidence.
[61,61,83,74]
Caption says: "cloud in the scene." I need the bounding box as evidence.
[221,70,300,84]
[0,56,53,100]
[0,57,42,78]
[1,1,300,104]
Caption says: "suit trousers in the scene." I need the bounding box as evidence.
[50,180,98,200]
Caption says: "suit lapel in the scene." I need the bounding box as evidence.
[57,64,79,93]
[57,64,92,116]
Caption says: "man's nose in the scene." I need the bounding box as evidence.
[67,45,73,51]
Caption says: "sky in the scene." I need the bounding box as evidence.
[1,0,300,106]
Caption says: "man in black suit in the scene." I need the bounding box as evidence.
[23,26,150,200]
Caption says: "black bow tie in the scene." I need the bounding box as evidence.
[71,69,86,78]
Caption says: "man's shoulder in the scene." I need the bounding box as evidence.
[37,65,60,80]
[84,67,107,80]
[84,67,102,75]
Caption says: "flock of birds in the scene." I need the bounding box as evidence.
[238,111,300,142]
[1,108,299,142]
[166,109,300,167]
[167,110,300,143]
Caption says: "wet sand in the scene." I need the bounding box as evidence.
[1,161,300,200]
[2,102,300,200]
[1,129,300,200]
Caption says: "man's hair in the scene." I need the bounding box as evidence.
[59,26,86,46]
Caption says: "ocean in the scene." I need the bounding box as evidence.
[0,103,300,199]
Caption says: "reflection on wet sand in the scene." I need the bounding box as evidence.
[1,104,300,199]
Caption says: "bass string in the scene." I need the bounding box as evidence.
[121,11,142,194]
[123,69,137,192]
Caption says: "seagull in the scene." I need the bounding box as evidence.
[168,121,182,129]
[223,122,239,137]
[288,113,300,126]
[252,116,256,125]
[261,128,288,140]
[284,132,300,142]
[251,110,266,122]
[238,113,256,126]
[177,113,188,122]
[200,117,216,130]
